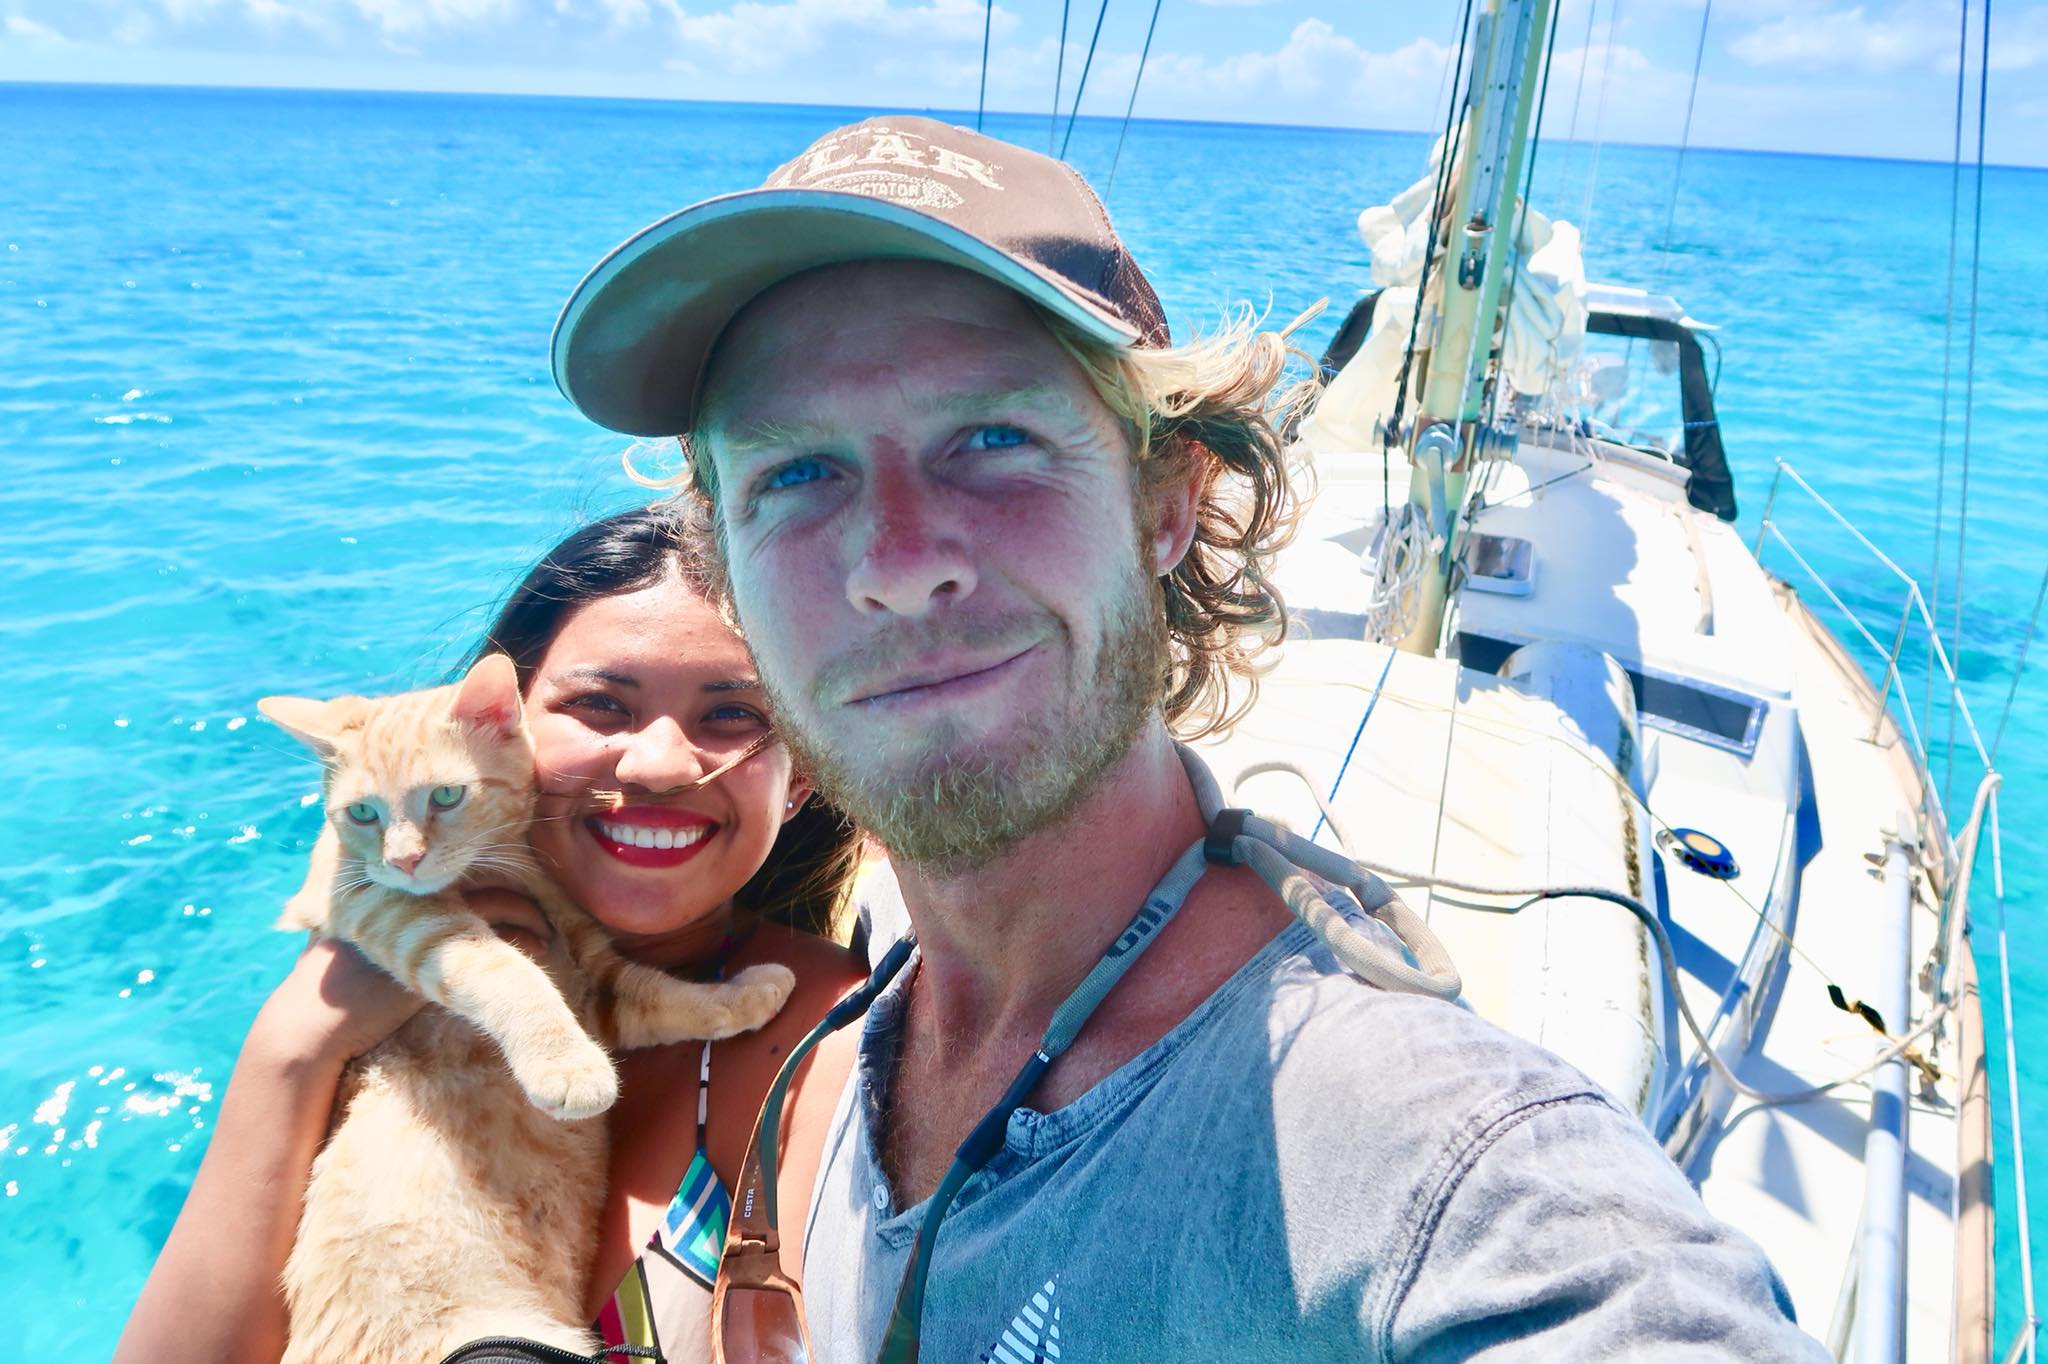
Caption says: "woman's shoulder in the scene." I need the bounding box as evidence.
[721,923,864,1060]
[741,921,865,992]
[703,924,865,1175]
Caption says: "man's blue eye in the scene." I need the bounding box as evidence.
[765,458,829,490]
[966,426,1030,451]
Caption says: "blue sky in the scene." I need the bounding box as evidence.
[3,0,2044,166]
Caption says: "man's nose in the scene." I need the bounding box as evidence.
[611,715,708,792]
[844,459,977,617]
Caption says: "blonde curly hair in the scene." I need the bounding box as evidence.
[645,304,1318,741]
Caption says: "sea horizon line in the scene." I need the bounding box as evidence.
[8,79,2045,176]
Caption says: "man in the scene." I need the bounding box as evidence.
[553,117,1826,1360]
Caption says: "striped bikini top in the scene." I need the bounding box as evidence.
[593,1038,729,1361]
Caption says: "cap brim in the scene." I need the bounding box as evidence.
[551,189,1144,437]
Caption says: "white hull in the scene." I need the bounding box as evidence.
[1198,419,1995,1359]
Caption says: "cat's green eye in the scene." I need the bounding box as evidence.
[429,784,466,811]
[346,801,380,825]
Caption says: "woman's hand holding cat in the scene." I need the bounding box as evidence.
[253,937,427,1073]
[462,885,555,961]
[254,890,555,1072]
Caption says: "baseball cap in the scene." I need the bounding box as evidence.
[550,116,1171,438]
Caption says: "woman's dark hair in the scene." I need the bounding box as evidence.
[472,501,862,941]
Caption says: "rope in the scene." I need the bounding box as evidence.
[1383,0,1478,515]
[1105,0,1164,195]
[1988,555,2048,768]
[1577,0,1623,253]
[1058,0,1113,160]
[1924,0,1971,738]
[1233,757,1948,1112]
[1248,670,1885,1004]
[1366,867,1948,1111]
[1649,0,1711,298]
[1991,803,2042,1354]
[1306,647,1397,844]
[1050,0,1071,152]
[1946,0,1993,810]
[1182,746,1463,1000]
[1362,503,1434,643]
[975,0,992,132]
[1561,0,1600,154]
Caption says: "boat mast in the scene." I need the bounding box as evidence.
[1397,0,1556,655]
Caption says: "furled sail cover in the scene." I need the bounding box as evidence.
[1300,143,1588,456]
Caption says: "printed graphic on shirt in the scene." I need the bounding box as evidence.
[979,1276,1062,1364]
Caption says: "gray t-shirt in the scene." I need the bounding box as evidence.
[802,920,1828,1362]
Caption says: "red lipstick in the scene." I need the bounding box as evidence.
[585,805,719,869]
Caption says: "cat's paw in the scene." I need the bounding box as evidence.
[721,963,798,1032]
[507,1033,619,1121]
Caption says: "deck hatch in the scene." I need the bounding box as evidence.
[1455,631,1765,757]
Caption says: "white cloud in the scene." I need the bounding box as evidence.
[1729,3,2048,76]
[346,0,520,40]
[1147,20,1450,121]
[1728,5,1949,74]
[160,0,231,20]
[673,0,1011,77]
[5,0,2043,164]
[4,13,63,40]
[111,9,158,44]
[1547,40,1656,89]
[1187,0,1284,8]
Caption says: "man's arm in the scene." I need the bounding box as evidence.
[1383,1091,1829,1361]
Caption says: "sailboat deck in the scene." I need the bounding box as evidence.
[1259,431,1965,1354]
[1693,582,1960,1358]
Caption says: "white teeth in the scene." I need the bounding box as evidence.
[596,820,709,852]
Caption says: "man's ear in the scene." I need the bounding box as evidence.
[1146,443,1204,576]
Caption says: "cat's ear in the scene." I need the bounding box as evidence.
[258,694,363,756]
[453,653,522,738]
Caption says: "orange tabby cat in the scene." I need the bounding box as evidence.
[259,652,795,1363]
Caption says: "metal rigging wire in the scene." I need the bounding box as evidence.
[1650,0,1712,296]
[1105,0,1164,195]
[1578,0,1623,252]
[1946,0,1993,809]
[1059,0,1114,160]
[1988,556,2048,768]
[1381,0,1479,515]
[1050,0,1072,152]
[1561,0,1600,151]
[1926,0,1972,750]
[976,0,993,132]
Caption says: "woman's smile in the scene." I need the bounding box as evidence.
[586,805,720,868]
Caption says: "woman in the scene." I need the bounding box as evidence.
[116,503,867,1363]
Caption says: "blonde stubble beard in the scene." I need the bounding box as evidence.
[755,553,1171,874]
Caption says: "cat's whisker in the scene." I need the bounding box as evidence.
[271,666,797,1352]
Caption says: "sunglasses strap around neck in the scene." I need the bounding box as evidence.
[873,831,1217,1362]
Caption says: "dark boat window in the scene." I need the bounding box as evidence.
[1454,632,1763,755]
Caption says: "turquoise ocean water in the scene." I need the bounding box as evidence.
[1,85,2042,1353]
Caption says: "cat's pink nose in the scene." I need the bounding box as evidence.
[390,852,424,875]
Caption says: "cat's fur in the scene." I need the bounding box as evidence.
[259,653,795,1363]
